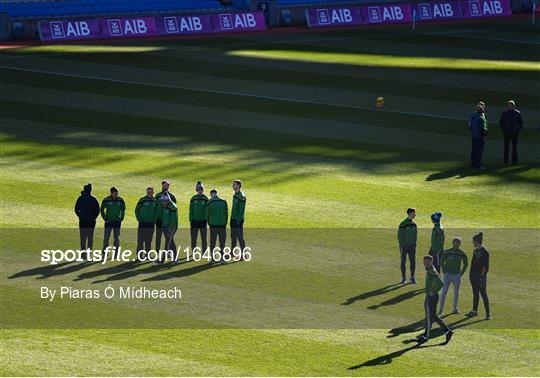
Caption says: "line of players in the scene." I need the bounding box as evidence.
[398,208,490,344]
[74,179,247,264]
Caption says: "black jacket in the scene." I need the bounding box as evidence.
[470,247,489,280]
[75,192,100,223]
[499,109,523,135]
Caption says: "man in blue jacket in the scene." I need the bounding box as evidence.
[469,104,488,169]
[74,183,100,253]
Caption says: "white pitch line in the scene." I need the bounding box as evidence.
[0,64,469,122]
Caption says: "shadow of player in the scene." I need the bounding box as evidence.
[342,283,404,305]
[348,339,447,369]
[368,289,424,310]
[9,261,95,280]
[142,260,240,281]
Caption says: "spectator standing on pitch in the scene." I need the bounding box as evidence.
[469,103,488,169]
[499,100,523,165]
[74,183,100,253]
[206,189,228,264]
[155,180,177,252]
[397,208,418,284]
[438,237,468,315]
[429,211,444,273]
[417,255,454,344]
[467,232,491,320]
[230,179,247,252]
[135,186,158,255]
[160,192,178,263]
[101,187,126,257]
[189,181,209,253]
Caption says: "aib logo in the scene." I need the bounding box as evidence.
[108,20,122,36]
[368,7,382,22]
[50,21,65,38]
[417,3,433,19]
[468,0,482,15]
[316,9,330,24]
[164,17,179,33]
[219,14,233,30]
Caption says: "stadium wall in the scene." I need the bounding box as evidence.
[0,0,529,41]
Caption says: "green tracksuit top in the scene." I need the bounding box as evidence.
[189,194,209,222]
[155,191,177,221]
[425,266,444,296]
[398,218,417,247]
[231,191,246,221]
[430,223,445,253]
[135,195,158,224]
[162,201,178,229]
[440,247,469,275]
[206,196,228,227]
[100,196,126,222]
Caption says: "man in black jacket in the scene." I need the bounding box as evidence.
[499,100,523,165]
[74,183,100,252]
[467,232,491,320]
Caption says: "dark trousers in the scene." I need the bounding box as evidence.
[155,219,163,251]
[471,277,490,314]
[103,221,121,254]
[210,226,226,259]
[400,245,416,279]
[190,220,208,252]
[137,222,154,253]
[163,226,177,262]
[503,133,518,164]
[230,219,245,250]
[429,249,441,273]
[424,293,449,338]
[79,220,96,251]
[471,137,485,168]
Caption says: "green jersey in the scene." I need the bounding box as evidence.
[430,223,445,253]
[135,195,158,224]
[398,218,417,247]
[155,191,177,221]
[425,266,444,296]
[189,194,209,222]
[162,201,178,229]
[100,196,126,222]
[440,247,469,275]
[206,196,228,227]
[231,191,246,221]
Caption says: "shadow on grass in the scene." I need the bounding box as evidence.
[91,258,187,283]
[341,283,403,305]
[426,163,536,183]
[141,260,241,281]
[348,339,447,369]
[350,317,486,369]
[387,314,487,338]
[73,260,149,281]
[9,261,96,280]
[367,289,424,310]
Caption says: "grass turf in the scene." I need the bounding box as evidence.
[0,18,539,376]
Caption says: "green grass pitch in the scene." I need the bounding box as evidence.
[0,17,539,376]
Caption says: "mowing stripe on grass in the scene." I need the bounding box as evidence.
[0,64,474,122]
